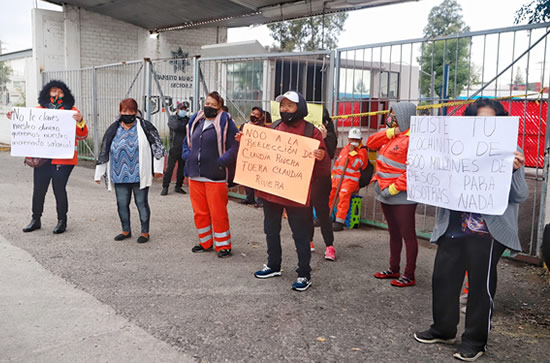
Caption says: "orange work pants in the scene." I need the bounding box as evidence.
[329,178,359,224]
[189,180,231,251]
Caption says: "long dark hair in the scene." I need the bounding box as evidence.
[464,98,508,116]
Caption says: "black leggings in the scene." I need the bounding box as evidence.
[310,175,334,247]
[32,162,75,220]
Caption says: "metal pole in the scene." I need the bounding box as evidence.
[92,67,99,160]
[145,58,152,121]
[193,56,200,113]
[327,50,335,116]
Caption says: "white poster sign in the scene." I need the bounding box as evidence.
[407,116,520,215]
[10,107,77,159]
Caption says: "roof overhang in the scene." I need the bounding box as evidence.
[45,0,417,32]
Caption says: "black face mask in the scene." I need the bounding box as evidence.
[204,106,218,119]
[280,111,298,125]
[120,114,136,124]
[250,115,258,123]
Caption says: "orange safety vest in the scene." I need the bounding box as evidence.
[331,144,368,185]
[366,128,409,192]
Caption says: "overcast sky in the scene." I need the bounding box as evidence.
[0,0,530,53]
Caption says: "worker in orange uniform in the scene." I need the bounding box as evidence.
[329,127,368,232]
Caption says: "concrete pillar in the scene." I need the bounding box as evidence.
[63,4,81,70]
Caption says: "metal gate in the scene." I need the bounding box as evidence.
[194,51,334,127]
[334,22,550,261]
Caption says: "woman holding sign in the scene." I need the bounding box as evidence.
[367,102,418,288]
[251,91,330,291]
[414,99,528,362]
[9,80,88,234]
[182,91,239,258]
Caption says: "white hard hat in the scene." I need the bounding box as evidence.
[348,128,362,139]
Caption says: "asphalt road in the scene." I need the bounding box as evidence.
[0,152,549,362]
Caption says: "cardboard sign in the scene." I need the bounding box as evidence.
[270,100,324,128]
[234,123,320,205]
[10,107,77,159]
[407,116,519,215]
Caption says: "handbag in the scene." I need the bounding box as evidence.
[24,157,49,168]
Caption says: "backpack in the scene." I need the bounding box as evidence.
[359,160,374,188]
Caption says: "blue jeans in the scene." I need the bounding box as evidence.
[114,183,150,233]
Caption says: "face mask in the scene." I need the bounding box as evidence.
[120,114,136,124]
[50,96,63,104]
[350,141,360,147]
[178,110,187,118]
[250,115,258,123]
[203,106,218,119]
[280,111,297,125]
[386,114,397,128]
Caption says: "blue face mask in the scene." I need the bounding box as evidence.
[178,110,187,118]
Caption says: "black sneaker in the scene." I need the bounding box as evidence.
[191,245,213,253]
[332,222,344,231]
[137,235,149,243]
[160,187,168,196]
[114,232,132,241]
[254,264,281,279]
[414,330,457,345]
[453,346,484,362]
[175,187,186,194]
[217,249,231,258]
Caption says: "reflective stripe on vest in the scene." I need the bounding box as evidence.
[377,154,406,170]
[376,171,402,179]
[352,158,363,168]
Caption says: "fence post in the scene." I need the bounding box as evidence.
[538,74,550,259]
[327,50,335,117]
[92,66,99,160]
[145,58,152,121]
[193,56,200,113]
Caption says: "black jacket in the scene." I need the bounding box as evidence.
[97,116,165,168]
[168,114,189,155]
[322,108,337,159]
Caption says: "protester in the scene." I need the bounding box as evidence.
[310,107,338,258]
[7,80,88,234]
[161,102,189,196]
[240,106,267,207]
[414,98,529,362]
[182,91,239,258]
[251,91,330,291]
[367,102,418,287]
[329,127,368,233]
[94,98,165,243]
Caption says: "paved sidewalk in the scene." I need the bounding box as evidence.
[0,233,193,363]
[0,152,549,362]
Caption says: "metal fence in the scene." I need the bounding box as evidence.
[41,21,550,260]
[194,51,334,127]
[334,22,550,260]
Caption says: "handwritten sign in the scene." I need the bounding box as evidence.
[10,107,76,159]
[270,101,323,127]
[407,116,519,215]
[234,123,320,205]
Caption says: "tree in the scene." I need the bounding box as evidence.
[0,61,12,100]
[515,0,550,24]
[417,0,477,99]
[354,79,368,94]
[514,67,525,84]
[268,13,348,52]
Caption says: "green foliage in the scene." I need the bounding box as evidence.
[0,61,12,95]
[515,0,550,24]
[268,13,348,52]
[418,0,477,99]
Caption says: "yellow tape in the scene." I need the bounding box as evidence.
[331,90,546,120]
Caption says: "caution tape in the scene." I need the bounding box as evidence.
[331,89,547,120]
